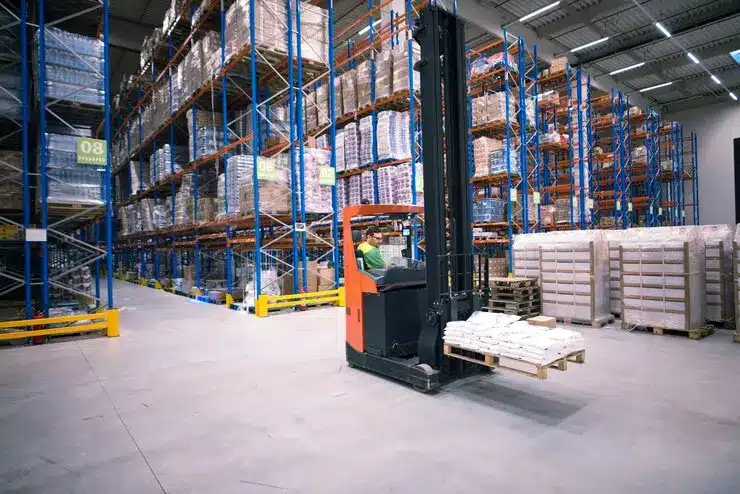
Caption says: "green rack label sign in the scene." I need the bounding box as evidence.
[76,138,107,166]
[318,166,335,186]
[257,158,277,181]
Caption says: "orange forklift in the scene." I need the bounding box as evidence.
[343,5,481,391]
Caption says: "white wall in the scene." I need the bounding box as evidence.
[668,103,740,227]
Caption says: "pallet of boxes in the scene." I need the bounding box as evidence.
[513,231,614,328]
[619,226,712,339]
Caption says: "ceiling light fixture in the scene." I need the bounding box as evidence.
[358,19,381,36]
[639,81,673,92]
[655,22,671,38]
[687,52,700,64]
[730,92,738,101]
[711,74,721,84]
[519,1,561,23]
[571,37,610,53]
[609,62,646,75]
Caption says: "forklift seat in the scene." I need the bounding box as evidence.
[352,229,364,270]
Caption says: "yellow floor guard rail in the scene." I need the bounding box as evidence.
[0,309,120,341]
[255,288,345,317]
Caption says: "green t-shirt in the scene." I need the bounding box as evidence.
[357,242,385,270]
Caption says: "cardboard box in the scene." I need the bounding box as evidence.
[528,315,556,328]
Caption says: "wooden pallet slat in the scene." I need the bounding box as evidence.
[443,344,585,380]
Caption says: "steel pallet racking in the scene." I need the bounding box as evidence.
[113,0,340,308]
[0,0,115,330]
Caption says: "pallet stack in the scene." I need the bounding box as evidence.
[620,227,710,339]
[485,277,540,318]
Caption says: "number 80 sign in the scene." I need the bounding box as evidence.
[77,138,108,166]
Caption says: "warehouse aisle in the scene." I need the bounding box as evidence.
[1,281,740,493]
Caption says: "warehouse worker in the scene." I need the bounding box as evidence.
[357,226,386,270]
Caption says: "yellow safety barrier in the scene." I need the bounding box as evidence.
[0,309,120,341]
[255,287,345,317]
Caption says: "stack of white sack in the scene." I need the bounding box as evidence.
[443,311,585,365]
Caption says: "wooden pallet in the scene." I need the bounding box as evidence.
[443,344,585,380]
[707,319,735,330]
[488,277,538,289]
[488,299,540,311]
[487,291,540,302]
[488,285,539,296]
[624,323,715,340]
[558,314,615,328]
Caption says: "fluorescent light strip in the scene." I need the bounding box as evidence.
[639,81,673,92]
[358,19,381,36]
[655,22,671,38]
[687,52,700,64]
[571,37,609,53]
[711,74,721,84]
[519,1,561,23]
[730,92,738,101]
[609,62,646,75]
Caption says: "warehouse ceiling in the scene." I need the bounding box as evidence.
[28,0,738,114]
[476,0,740,113]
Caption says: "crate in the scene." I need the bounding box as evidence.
[443,344,585,380]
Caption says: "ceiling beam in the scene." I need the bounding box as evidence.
[613,38,740,82]
[536,0,629,38]
[458,0,653,108]
[578,6,740,67]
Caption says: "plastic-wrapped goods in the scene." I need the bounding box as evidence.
[513,194,537,224]
[603,229,643,315]
[35,27,104,106]
[333,76,343,117]
[301,148,332,214]
[532,231,611,324]
[154,197,172,229]
[239,156,291,214]
[375,49,392,100]
[391,41,420,93]
[489,149,520,175]
[187,108,223,161]
[358,116,374,167]
[139,199,156,232]
[0,151,22,210]
[357,60,372,109]
[336,177,348,220]
[393,163,422,206]
[473,198,506,223]
[443,312,585,366]
[151,144,188,183]
[347,174,362,205]
[360,170,376,204]
[377,166,396,204]
[376,111,408,162]
[344,122,360,170]
[296,2,329,63]
[316,84,330,128]
[304,90,319,134]
[175,173,195,225]
[217,173,226,218]
[340,69,358,114]
[473,137,502,177]
[335,129,346,172]
[621,227,705,331]
[697,225,732,324]
[225,154,253,215]
[44,134,103,205]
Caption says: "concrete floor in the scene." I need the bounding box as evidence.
[1,281,739,493]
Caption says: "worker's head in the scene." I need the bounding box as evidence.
[366,226,383,247]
